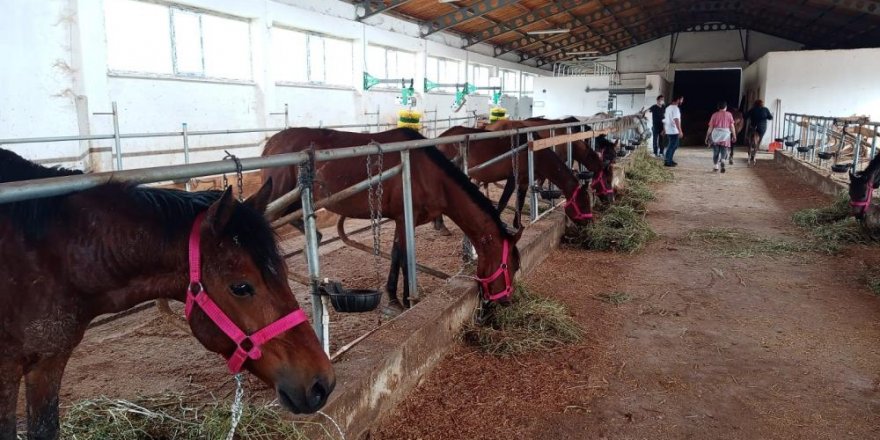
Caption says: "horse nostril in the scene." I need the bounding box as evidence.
[307,379,329,411]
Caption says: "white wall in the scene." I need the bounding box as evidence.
[0,0,546,171]
[532,76,611,118]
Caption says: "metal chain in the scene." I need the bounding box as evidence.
[366,142,383,290]
[225,373,245,440]
[222,151,245,202]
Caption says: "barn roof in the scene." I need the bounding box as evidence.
[352,0,880,67]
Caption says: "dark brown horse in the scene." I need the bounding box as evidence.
[435,125,593,226]
[729,109,747,164]
[261,128,523,310]
[848,152,880,231]
[0,149,335,440]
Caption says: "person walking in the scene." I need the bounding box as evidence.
[647,95,666,157]
[746,99,773,164]
[663,95,684,167]
[706,101,737,173]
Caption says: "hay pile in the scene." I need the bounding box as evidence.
[791,192,871,253]
[57,392,329,440]
[687,227,809,258]
[463,284,581,356]
[565,149,669,252]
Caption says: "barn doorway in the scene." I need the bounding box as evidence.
[671,69,742,146]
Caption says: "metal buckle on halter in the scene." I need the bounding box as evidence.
[189,281,204,294]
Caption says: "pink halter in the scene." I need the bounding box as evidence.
[851,185,874,217]
[476,239,514,301]
[590,168,614,196]
[564,185,594,220]
[186,213,308,374]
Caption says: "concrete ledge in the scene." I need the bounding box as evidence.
[317,211,569,439]
[774,150,846,196]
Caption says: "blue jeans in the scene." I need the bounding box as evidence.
[652,126,664,155]
[665,134,680,164]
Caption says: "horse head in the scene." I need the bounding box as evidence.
[563,182,594,225]
[849,169,875,219]
[476,223,523,305]
[188,181,335,414]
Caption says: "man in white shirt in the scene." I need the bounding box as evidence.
[663,95,685,167]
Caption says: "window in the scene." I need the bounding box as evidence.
[273,27,353,87]
[366,45,416,88]
[104,0,252,80]
[521,73,535,96]
[468,64,493,95]
[426,56,463,93]
[500,69,519,94]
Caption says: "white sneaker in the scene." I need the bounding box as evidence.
[713,163,720,172]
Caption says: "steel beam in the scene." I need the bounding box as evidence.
[465,0,592,47]
[420,0,519,37]
[494,8,622,57]
[355,0,417,21]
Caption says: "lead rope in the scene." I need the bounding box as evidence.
[221,151,246,440]
[366,141,384,294]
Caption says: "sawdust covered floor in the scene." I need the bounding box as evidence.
[370,148,880,440]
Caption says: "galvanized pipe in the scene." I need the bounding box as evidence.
[528,132,538,224]
[400,149,419,303]
[270,164,403,228]
[853,124,864,169]
[299,161,329,354]
[264,185,303,221]
[467,142,529,174]
[182,122,191,192]
[111,102,123,171]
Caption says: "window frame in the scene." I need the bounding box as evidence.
[104,0,253,82]
[272,26,355,88]
[499,68,519,95]
[367,44,416,90]
[425,55,464,94]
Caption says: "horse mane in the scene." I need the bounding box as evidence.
[0,149,84,240]
[125,186,284,285]
[421,146,513,240]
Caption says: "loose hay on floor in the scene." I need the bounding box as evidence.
[462,284,582,356]
[792,192,850,227]
[686,227,809,258]
[625,149,674,184]
[57,393,329,440]
[791,192,872,252]
[565,205,656,253]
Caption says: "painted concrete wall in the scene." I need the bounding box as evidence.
[0,0,546,170]
[743,48,880,146]
[532,76,612,118]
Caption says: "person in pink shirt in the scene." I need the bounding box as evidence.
[705,101,737,173]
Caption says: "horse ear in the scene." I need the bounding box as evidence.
[245,178,274,213]
[205,186,236,234]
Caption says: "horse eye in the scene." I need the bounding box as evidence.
[229,282,255,297]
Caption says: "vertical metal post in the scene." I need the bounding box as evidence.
[299,161,329,354]
[111,101,123,171]
[284,103,290,128]
[460,138,474,263]
[182,122,191,192]
[870,126,878,160]
[527,132,538,223]
[853,124,864,169]
[400,149,419,303]
[566,126,573,168]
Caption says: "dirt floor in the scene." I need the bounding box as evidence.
[371,148,880,439]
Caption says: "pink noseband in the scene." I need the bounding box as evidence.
[564,185,594,220]
[590,167,614,196]
[851,185,874,216]
[186,213,308,374]
[476,239,514,301]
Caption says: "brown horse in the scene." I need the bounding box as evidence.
[435,125,593,226]
[518,117,619,204]
[729,109,746,164]
[0,149,335,439]
[261,128,523,310]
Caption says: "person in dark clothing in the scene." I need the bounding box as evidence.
[647,95,666,157]
[745,99,773,165]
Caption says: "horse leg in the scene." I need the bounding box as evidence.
[0,363,22,439]
[384,235,404,313]
[25,354,69,440]
[514,182,529,230]
[432,216,452,236]
[395,225,413,309]
[495,176,517,214]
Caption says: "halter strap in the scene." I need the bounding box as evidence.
[851,185,874,216]
[590,167,615,196]
[186,213,308,374]
[563,185,594,220]
[476,239,514,301]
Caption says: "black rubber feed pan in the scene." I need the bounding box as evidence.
[817,152,834,160]
[624,144,636,151]
[617,150,628,157]
[576,171,595,180]
[785,140,800,147]
[774,138,784,143]
[796,146,811,153]
[320,280,381,313]
[831,163,852,173]
[539,189,563,200]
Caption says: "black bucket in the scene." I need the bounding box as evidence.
[831,163,852,173]
[320,280,382,313]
